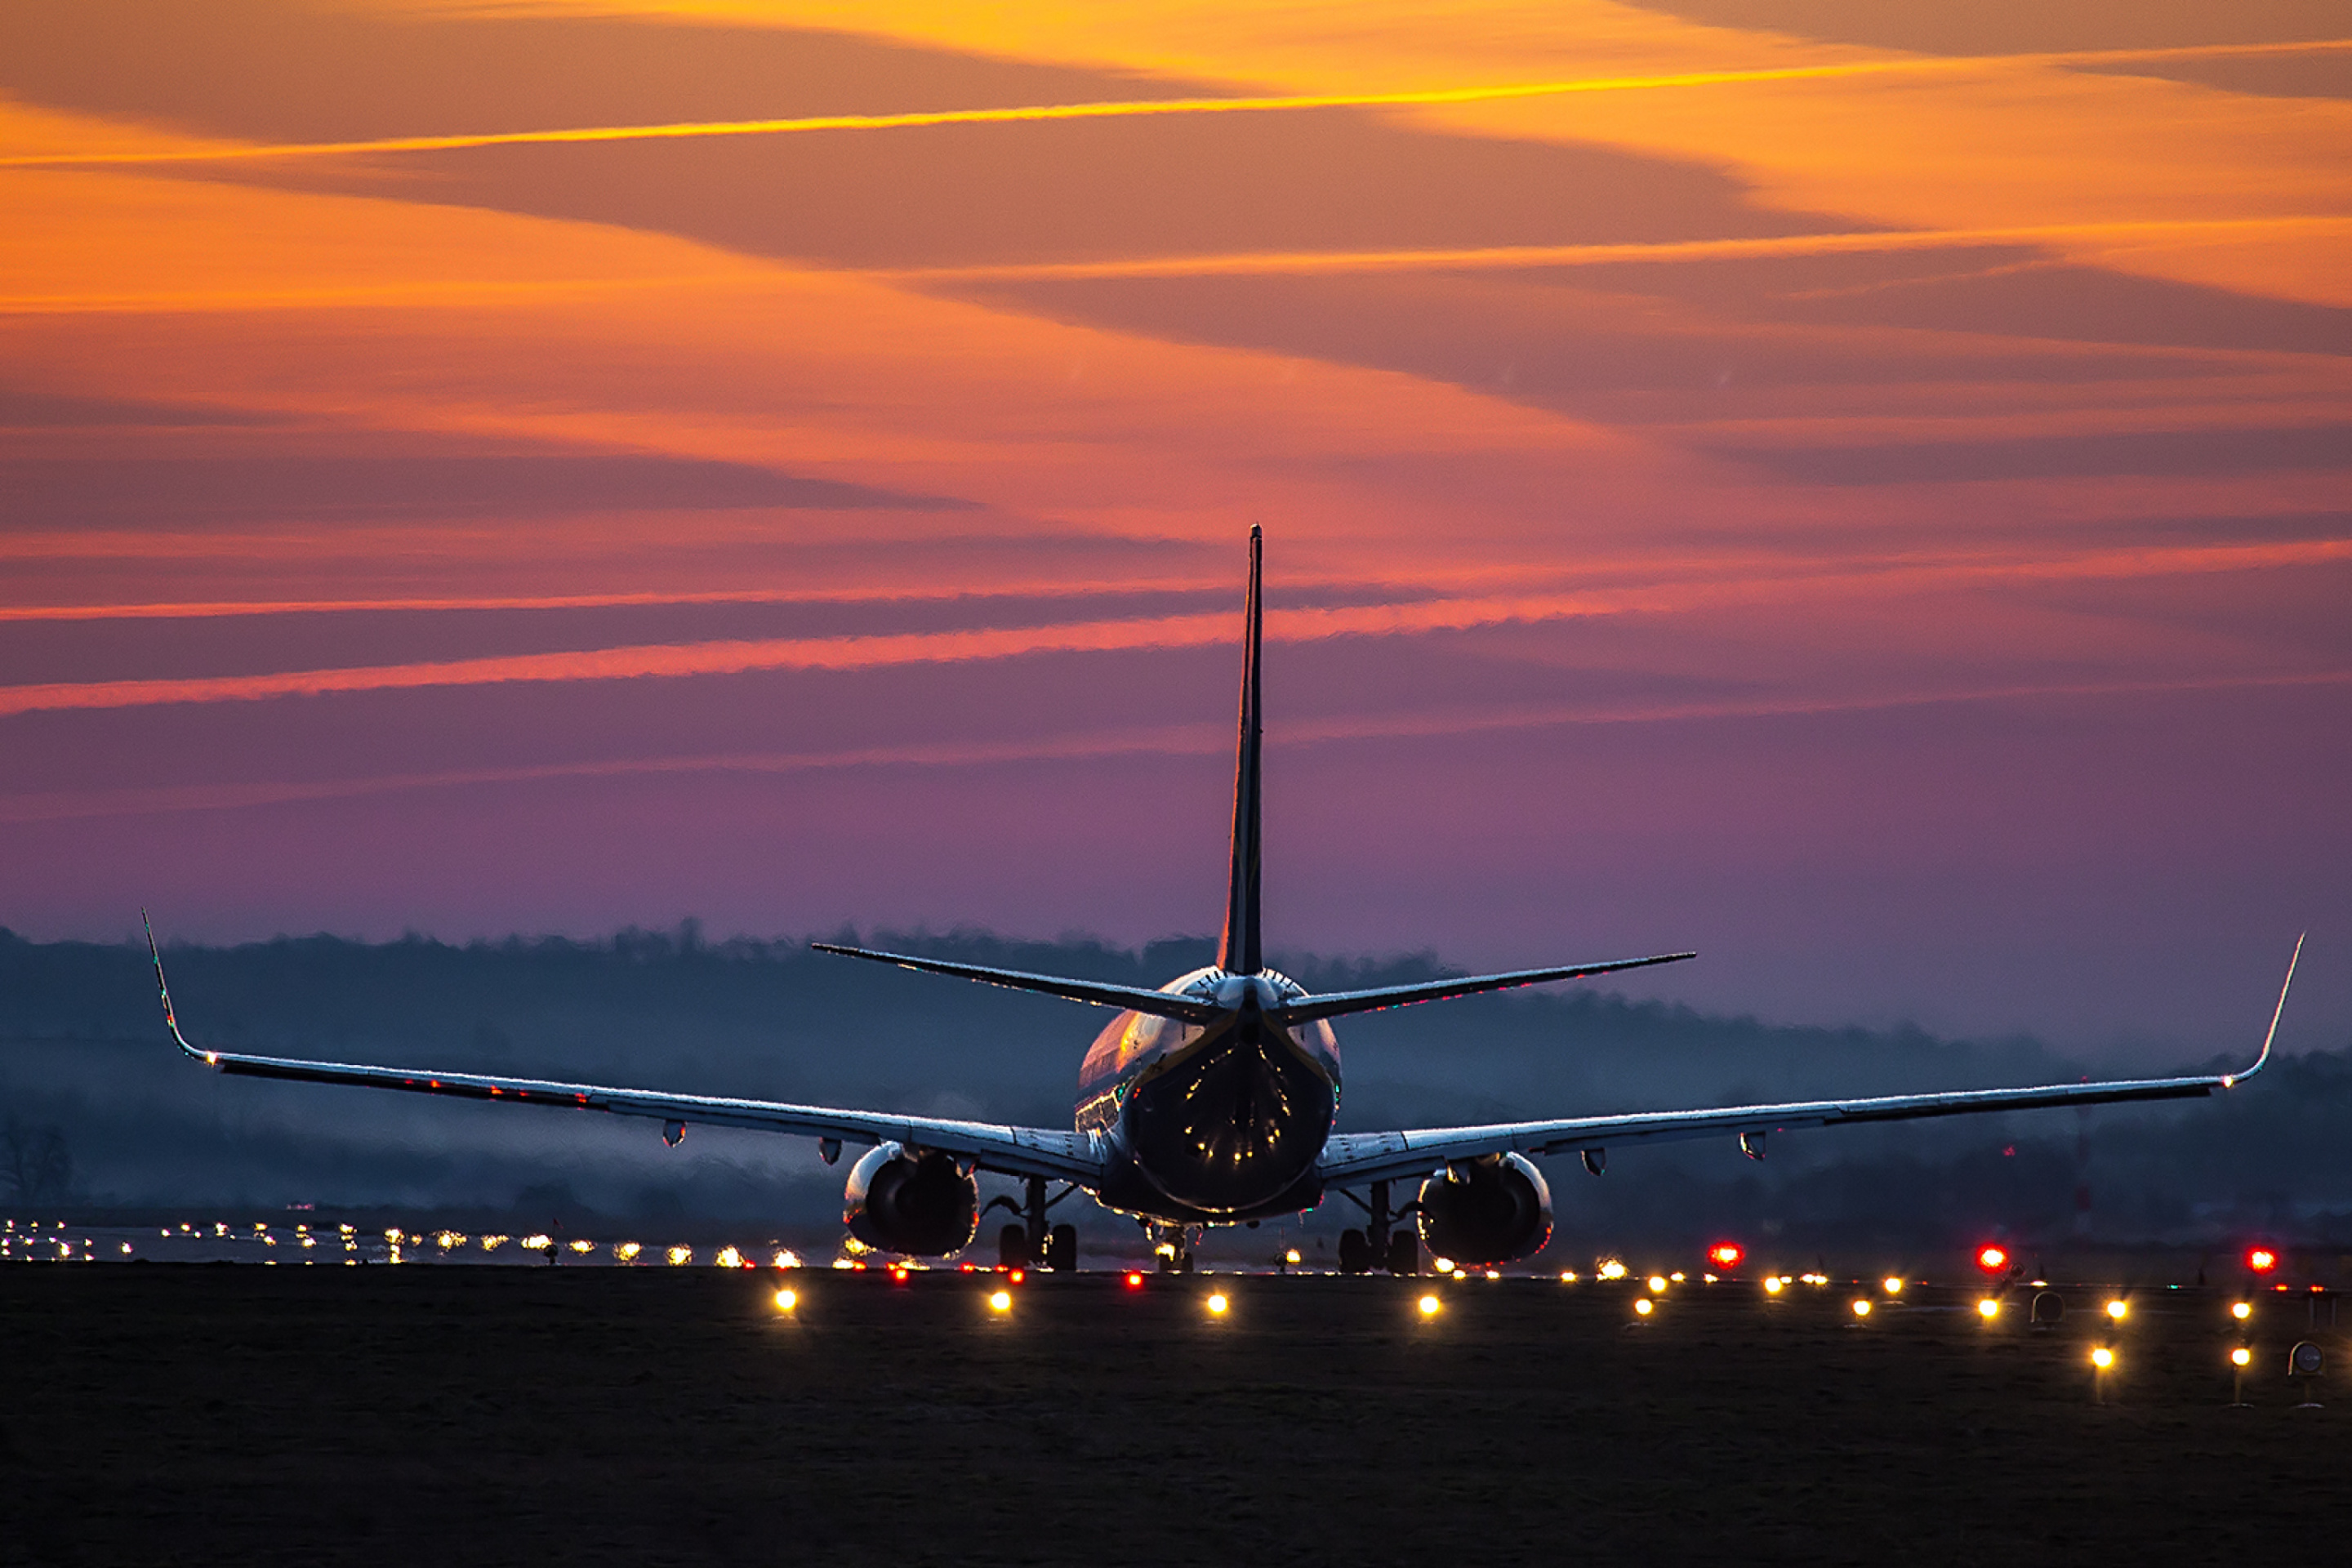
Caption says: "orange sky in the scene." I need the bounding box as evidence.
[1,0,2345,1050]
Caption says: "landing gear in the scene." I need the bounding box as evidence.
[986,1175,1083,1270]
[1149,1223,1195,1273]
[998,1223,1029,1271]
[1339,1180,1419,1274]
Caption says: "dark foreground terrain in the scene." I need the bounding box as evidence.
[2,1267,2345,1565]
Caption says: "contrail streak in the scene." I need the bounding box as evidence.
[2,536,2344,718]
[6,667,2348,825]
[4,37,2346,169]
[888,217,2352,283]
[7,216,2344,317]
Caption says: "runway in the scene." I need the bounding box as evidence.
[2,1266,2345,1563]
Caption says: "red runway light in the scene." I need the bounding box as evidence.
[1975,1245,2009,1275]
[1008,1268,1026,1285]
[2247,1246,2278,1273]
[1125,1272,1145,1290]
[1708,1243,1744,1270]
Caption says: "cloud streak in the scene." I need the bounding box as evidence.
[6,38,2345,170]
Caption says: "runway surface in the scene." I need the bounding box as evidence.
[2,1267,2345,1564]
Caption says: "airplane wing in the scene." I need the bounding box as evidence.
[1320,934,2302,1189]
[143,917,1103,1186]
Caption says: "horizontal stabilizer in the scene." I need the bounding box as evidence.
[1275,951,1695,1025]
[811,943,1223,1023]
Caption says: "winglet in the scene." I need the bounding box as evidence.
[140,909,215,1064]
[1218,525,1265,978]
[2223,931,2302,1087]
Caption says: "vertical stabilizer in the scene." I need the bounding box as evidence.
[1218,526,1264,976]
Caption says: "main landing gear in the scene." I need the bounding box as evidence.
[1337,1180,1420,1276]
[986,1175,1080,1272]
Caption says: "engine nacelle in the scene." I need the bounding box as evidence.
[1415,1152,1553,1266]
[844,1141,979,1257]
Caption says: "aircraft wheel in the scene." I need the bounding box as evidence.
[1385,1232,1419,1276]
[998,1223,1030,1271]
[1046,1223,1079,1272]
[1338,1228,1370,1274]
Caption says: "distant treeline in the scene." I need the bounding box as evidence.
[2,924,2345,1254]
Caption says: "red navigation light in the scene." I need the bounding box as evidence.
[1708,1243,1744,1270]
[1125,1272,1145,1290]
[1975,1244,2010,1275]
[2247,1246,2279,1274]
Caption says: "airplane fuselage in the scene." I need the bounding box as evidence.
[1076,968,1342,1223]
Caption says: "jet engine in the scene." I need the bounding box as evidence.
[844,1142,979,1256]
[1415,1152,1553,1266]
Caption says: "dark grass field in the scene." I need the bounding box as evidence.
[2,1267,2346,1566]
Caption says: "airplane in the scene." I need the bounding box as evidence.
[143,527,2305,1276]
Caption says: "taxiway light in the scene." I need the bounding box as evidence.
[1633,1298,1655,1317]
[2247,1246,2279,1274]
[1764,1277,1785,1296]
[1646,1276,1669,1294]
[666,1245,692,1267]
[1883,1277,1905,1296]
[2232,1347,2252,1368]
[523,1235,552,1251]
[1597,1258,1628,1281]
[1977,1298,2001,1320]
[1559,1272,1579,1283]
[1976,1245,2009,1275]
[717,1246,747,1269]
[773,1249,801,1268]
[1418,1294,1442,1316]
[2091,1347,2115,1370]
[773,1288,798,1313]
[988,1290,1013,1313]
[1851,1298,1873,1319]
[1205,1292,1230,1316]
[615,1242,642,1262]
[569,1240,595,1254]
[1125,1272,1145,1290]
[2105,1299,2129,1321]
[1708,1243,1744,1270]
[2232,1302,2253,1321]
[1284,1249,1302,1266]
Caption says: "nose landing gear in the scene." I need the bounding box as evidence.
[1149,1223,1197,1273]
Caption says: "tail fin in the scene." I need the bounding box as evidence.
[1219,526,1264,977]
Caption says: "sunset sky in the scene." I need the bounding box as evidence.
[2,0,2346,1055]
